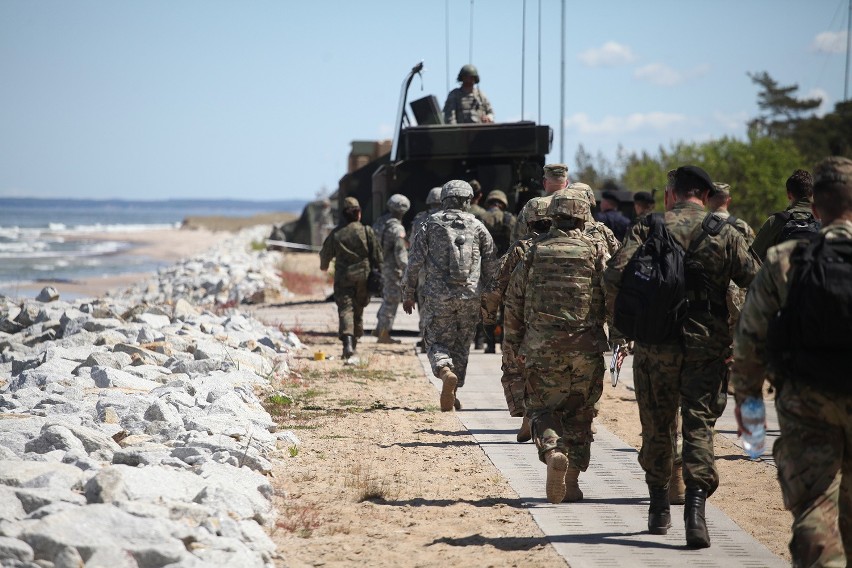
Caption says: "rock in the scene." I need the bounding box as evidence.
[172,299,199,320]
[0,461,84,492]
[91,367,161,392]
[0,535,34,563]
[111,443,171,467]
[14,488,86,514]
[0,486,26,521]
[24,425,86,455]
[132,313,171,329]
[111,344,170,367]
[45,422,119,460]
[76,352,132,371]
[142,400,181,425]
[52,545,84,568]
[35,288,60,304]
[82,318,123,332]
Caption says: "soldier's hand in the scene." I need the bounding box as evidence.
[403,299,415,315]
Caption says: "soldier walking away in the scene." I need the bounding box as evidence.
[481,196,551,442]
[513,163,570,242]
[412,188,443,353]
[320,197,382,359]
[595,190,631,242]
[443,64,494,124]
[402,180,497,411]
[604,165,760,548]
[374,194,410,344]
[504,192,622,504]
[751,169,820,261]
[633,191,656,218]
[733,156,852,568]
[480,189,517,257]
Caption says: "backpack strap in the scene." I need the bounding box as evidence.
[726,215,738,226]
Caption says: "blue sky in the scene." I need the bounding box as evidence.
[1,0,849,201]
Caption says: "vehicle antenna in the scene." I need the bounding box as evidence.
[560,0,566,163]
[445,0,450,95]
[538,0,542,125]
[469,0,475,63]
[846,0,851,100]
[521,0,527,120]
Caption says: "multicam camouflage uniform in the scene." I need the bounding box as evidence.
[504,194,614,470]
[604,200,760,496]
[403,183,496,389]
[320,202,382,340]
[443,87,494,124]
[375,195,410,337]
[732,157,852,567]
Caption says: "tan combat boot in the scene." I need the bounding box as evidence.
[544,449,568,504]
[438,367,458,412]
[376,329,401,344]
[563,465,583,502]
[516,415,532,443]
[669,465,686,505]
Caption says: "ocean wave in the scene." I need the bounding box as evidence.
[0,240,131,260]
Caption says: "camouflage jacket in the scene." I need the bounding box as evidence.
[443,87,494,124]
[411,207,439,241]
[379,217,408,274]
[504,227,610,360]
[603,201,761,358]
[713,209,756,247]
[372,212,392,245]
[480,234,539,325]
[732,220,852,401]
[751,198,813,261]
[320,221,382,285]
[511,186,598,243]
[480,207,517,257]
[468,203,487,222]
[403,209,497,302]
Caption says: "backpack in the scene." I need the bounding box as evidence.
[613,213,726,344]
[526,235,598,327]
[775,210,821,244]
[426,211,478,286]
[766,235,852,394]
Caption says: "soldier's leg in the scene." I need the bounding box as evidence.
[447,301,479,388]
[424,305,454,378]
[501,368,526,417]
[524,362,569,464]
[334,283,356,339]
[679,358,726,495]
[352,281,368,340]
[634,345,682,488]
[376,274,403,335]
[559,352,604,472]
[774,383,847,567]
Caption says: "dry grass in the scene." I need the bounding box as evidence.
[345,458,402,503]
[277,270,329,296]
[275,502,322,538]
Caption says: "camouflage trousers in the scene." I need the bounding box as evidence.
[773,380,852,567]
[423,297,479,387]
[333,280,369,339]
[501,351,525,417]
[524,351,604,470]
[376,269,403,334]
[633,344,727,494]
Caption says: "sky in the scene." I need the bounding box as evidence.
[1,0,850,201]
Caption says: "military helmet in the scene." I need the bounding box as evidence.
[567,182,596,206]
[547,191,590,220]
[521,197,549,224]
[441,180,474,201]
[457,64,480,84]
[387,193,411,214]
[342,196,360,210]
[426,187,442,206]
[485,189,508,207]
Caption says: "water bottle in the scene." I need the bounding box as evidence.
[739,396,766,459]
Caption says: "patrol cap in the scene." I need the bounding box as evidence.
[426,187,443,206]
[543,163,568,180]
[387,193,411,214]
[546,191,590,220]
[601,190,621,204]
[814,156,852,189]
[674,165,714,194]
[521,196,550,224]
[633,191,655,205]
[441,179,474,201]
[486,189,508,206]
[342,197,360,210]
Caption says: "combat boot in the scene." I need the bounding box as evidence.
[669,465,685,505]
[473,326,485,350]
[438,367,458,412]
[544,449,568,504]
[563,465,583,502]
[516,415,532,443]
[342,335,354,359]
[352,336,358,353]
[684,487,710,548]
[647,486,671,535]
[484,325,497,353]
[376,329,401,344]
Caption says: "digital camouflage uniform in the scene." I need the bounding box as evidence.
[504,206,612,470]
[751,197,813,261]
[320,217,382,340]
[733,207,852,567]
[375,216,408,335]
[443,87,494,124]
[411,196,442,339]
[604,200,760,495]
[403,203,496,388]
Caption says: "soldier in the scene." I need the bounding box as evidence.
[411,188,443,353]
[320,197,382,359]
[443,64,494,124]
[604,165,760,548]
[751,169,818,261]
[595,190,630,242]
[732,156,852,567]
[402,180,497,411]
[468,179,487,222]
[504,192,620,504]
[513,163,570,242]
[480,189,517,257]
[481,196,551,442]
[633,191,656,218]
[374,194,411,344]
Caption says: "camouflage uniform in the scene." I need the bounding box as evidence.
[732,161,852,565]
[443,87,494,124]
[751,197,813,261]
[504,195,613,470]
[375,216,408,335]
[604,200,760,495]
[712,208,756,336]
[411,191,443,340]
[320,214,382,340]
[403,192,497,389]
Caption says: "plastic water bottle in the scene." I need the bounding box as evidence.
[739,397,766,459]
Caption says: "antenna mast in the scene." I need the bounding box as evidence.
[560,0,566,163]
[521,0,526,120]
[846,0,851,100]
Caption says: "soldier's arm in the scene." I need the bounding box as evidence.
[366,226,383,268]
[393,227,408,270]
[750,214,780,262]
[319,231,335,271]
[478,223,498,282]
[480,90,494,122]
[603,221,645,322]
[403,228,427,302]
[728,230,762,290]
[481,243,523,325]
[502,255,530,355]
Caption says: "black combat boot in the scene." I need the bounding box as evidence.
[352,336,358,353]
[647,486,671,535]
[684,487,710,548]
[484,324,497,353]
[342,335,354,359]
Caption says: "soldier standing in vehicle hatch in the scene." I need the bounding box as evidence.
[443,65,494,124]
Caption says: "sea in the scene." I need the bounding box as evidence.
[0,198,306,298]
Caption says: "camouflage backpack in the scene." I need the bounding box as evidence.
[426,211,479,286]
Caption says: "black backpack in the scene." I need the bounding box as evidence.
[767,235,852,394]
[776,210,821,244]
[614,213,726,344]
